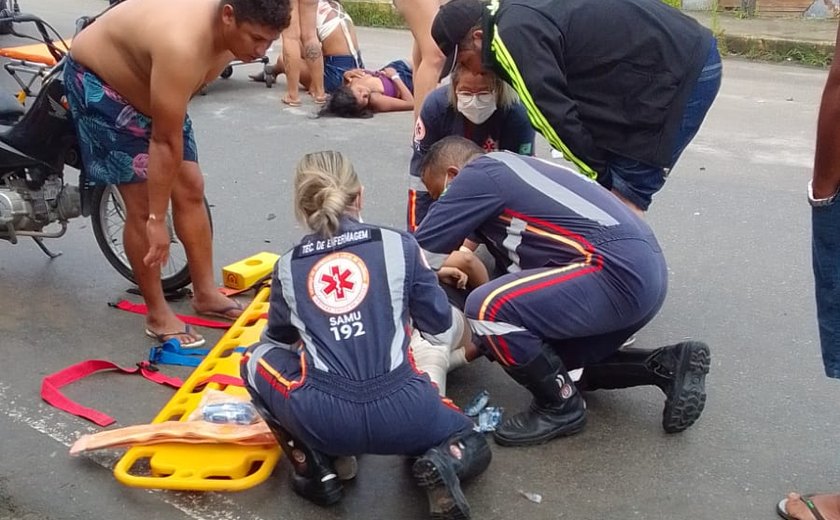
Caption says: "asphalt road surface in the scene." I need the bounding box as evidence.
[0,1,835,519]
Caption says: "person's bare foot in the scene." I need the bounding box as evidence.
[192,292,245,321]
[780,492,840,520]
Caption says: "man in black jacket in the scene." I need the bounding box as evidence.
[431,0,721,214]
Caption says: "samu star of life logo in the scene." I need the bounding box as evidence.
[482,136,498,152]
[308,252,370,315]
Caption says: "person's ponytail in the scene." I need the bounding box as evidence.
[294,151,361,237]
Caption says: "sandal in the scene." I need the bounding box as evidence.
[282,95,302,107]
[778,494,829,520]
[193,300,245,321]
[144,324,206,348]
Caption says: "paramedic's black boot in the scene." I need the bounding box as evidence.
[493,348,586,447]
[579,341,711,433]
[251,397,343,505]
[412,431,492,520]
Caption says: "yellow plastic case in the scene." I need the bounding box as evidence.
[222,252,279,290]
[113,287,281,491]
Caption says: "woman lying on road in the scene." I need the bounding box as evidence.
[250,0,363,105]
[320,60,414,117]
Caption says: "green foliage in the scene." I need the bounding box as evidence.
[343,2,407,29]
[782,47,832,67]
[343,0,832,69]
[715,31,729,55]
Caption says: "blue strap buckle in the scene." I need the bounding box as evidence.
[148,339,245,367]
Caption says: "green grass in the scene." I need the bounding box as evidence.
[346,0,684,24]
[343,2,407,29]
[721,34,833,67]
[343,0,832,68]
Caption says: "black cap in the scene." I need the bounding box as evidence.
[431,0,487,81]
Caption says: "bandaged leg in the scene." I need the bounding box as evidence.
[449,346,468,371]
[411,308,470,396]
[411,329,451,395]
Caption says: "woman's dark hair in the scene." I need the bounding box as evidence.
[226,0,291,31]
[319,86,374,119]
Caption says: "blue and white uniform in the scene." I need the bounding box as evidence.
[414,152,668,369]
[242,217,472,457]
[408,86,535,231]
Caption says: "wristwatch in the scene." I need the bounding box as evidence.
[808,180,839,207]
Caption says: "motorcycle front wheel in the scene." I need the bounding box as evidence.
[90,184,212,293]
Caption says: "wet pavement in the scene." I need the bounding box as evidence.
[1,1,838,519]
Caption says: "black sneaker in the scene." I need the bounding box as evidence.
[655,341,711,433]
[412,448,470,520]
[290,470,343,506]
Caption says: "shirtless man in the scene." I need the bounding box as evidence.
[65,0,290,347]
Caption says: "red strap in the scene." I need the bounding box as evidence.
[197,374,245,387]
[41,360,183,427]
[218,286,251,297]
[110,300,231,329]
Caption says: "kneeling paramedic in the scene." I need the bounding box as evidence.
[414,136,711,447]
[241,151,491,519]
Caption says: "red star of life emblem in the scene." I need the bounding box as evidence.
[321,265,355,299]
[483,136,498,152]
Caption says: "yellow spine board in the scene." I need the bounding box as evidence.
[113,287,281,491]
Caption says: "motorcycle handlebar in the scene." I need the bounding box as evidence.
[9,13,42,23]
[0,12,43,24]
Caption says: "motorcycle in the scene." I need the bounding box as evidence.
[0,11,208,292]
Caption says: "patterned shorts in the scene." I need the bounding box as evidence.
[63,55,198,185]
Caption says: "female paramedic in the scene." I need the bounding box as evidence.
[408,66,534,231]
[240,151,491,519]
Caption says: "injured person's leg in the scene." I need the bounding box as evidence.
[411,309,476,396]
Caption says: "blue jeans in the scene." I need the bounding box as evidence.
[324,53,363,94]
[609,38,722,210]
[813,198,840,379]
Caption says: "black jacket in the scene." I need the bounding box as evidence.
[482,0,714,182]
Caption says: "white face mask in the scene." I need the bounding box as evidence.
[457,91,497,125]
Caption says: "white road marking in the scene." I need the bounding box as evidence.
[0,382,268,520]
